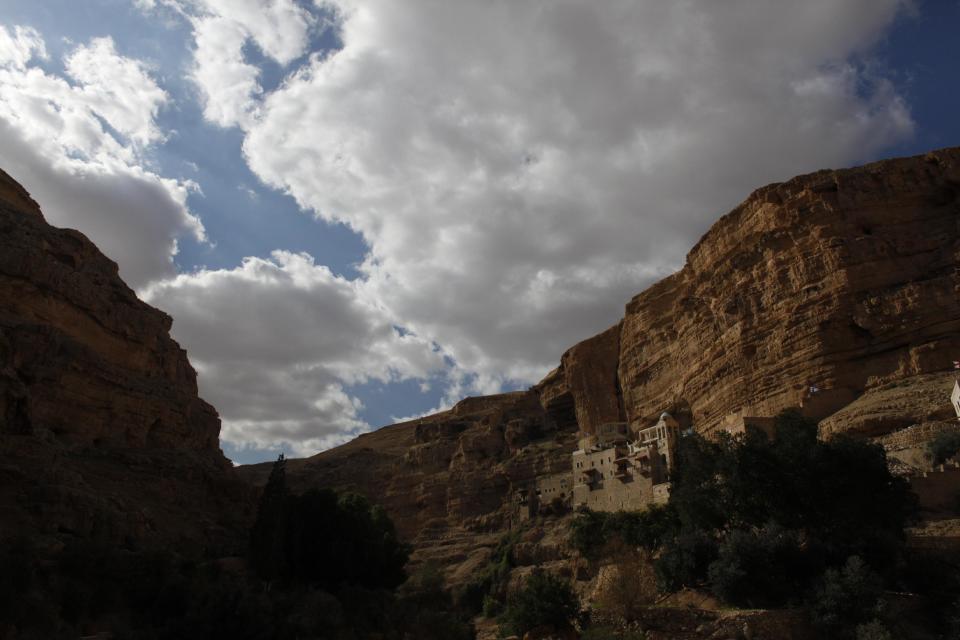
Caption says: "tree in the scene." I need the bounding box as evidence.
[249,454,288,582]
[658,409,915,602]
[249,457,408,591]
[499,570,581,637]
[284,489,408,590]
[809,556,883,638]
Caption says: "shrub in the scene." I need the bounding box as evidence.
[808,556,883,637]
[499,570,581,637]
[662,409,914,604]
[928,430,960,465]
[596,543,658,622]
[570,505,678,557]
[654,531,718,592]
[457,530,518,613]
[394,563,473,640]
[855,619,894,640]
[707,524,812,608]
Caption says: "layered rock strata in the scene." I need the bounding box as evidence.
[568,147,960,436]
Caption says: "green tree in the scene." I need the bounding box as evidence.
[500,570,580,637]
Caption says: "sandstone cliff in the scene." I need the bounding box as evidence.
[0,168,248,550]
[563,147,960,437]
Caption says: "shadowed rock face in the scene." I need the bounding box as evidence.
[244,148,960,585]
[0,168,248,550]
[0,169,222,452]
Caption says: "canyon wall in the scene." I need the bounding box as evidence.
[0,168,248,550]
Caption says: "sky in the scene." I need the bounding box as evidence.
[0,1,957,465]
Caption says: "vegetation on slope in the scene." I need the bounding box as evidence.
[0,455,474,640]
[568,410,938,638]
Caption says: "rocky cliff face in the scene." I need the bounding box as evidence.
[246,148,960,586]
[0,169,248,550]
[573,147,960,437]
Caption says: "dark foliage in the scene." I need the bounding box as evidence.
[457,529,519,615]
[808,556,883,638]
[928,430,960,465]
[248,453,288,581]
[653,530,718,593]
[248,455,408,590]
[0,473,466,640]
[570,504,678,557]
[706,524,814,608]
[393,563,473,640]
[499,570,581,637]
[656,409,915,602]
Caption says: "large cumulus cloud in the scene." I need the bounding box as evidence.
[241,0,913,385]
[134,0,915,457]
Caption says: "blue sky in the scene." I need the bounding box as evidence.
[0,1,957,464]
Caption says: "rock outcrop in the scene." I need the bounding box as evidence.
[0,168,248,550]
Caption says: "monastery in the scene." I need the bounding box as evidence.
[518,411,682,517]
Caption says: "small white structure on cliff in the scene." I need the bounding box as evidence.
[952,379,960,420]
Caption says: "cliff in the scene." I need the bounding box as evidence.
[0,169,249,550]
[557,147,960,437]
[243,147,960,587]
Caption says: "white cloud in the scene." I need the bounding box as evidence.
[119,0,918,458]
[65,37,170,147]
[141,0,317,128]
[0,25,46,70]
[0,27,204,288]
[142,250,447,455]
[239,0,913,389]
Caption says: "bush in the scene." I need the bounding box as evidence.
[654,531,718,592]
[595,543,658,622]
[499,570,581,637]
[707,524,813,608]
[855,619,894,640]
[808,556,883,637]
[928,430,960,465]
[394,563,473,640]
[457,530,519,614]
[660,409,915,604]
[570,505,678,557]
